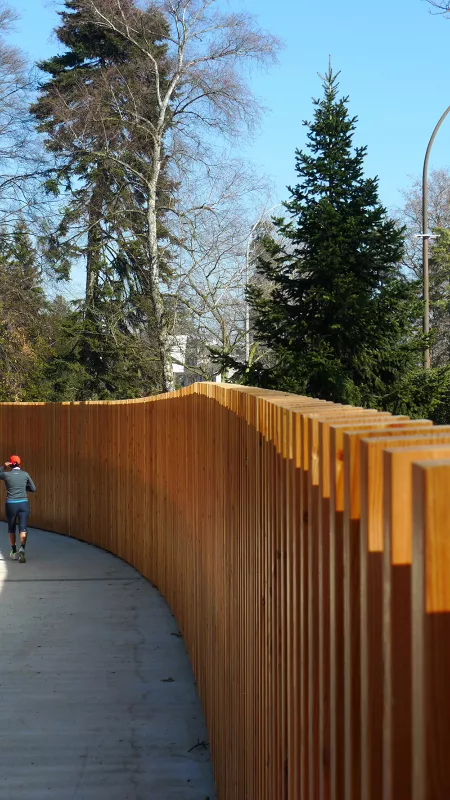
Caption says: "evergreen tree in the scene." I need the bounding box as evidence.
[31,0,172,398]
[0,220,51,400]
[43,295,86,402]
[43,254,164,401]
[235,69,448,415]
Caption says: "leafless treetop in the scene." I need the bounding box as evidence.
[427,0,450,12]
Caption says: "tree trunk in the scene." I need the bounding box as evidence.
[147,138,174,393]
[85,173,104,312]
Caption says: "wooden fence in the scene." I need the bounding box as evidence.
[0,383,449,800]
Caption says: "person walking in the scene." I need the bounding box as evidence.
[0,455,36,563]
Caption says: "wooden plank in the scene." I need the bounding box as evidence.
[307,411,387,800]
[383,444,450,800]
[357,429,450,800]
[317,415,408,800]
[329,420,429,800]
[412,460,450,800]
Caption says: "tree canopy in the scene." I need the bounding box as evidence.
[218,69,449,417]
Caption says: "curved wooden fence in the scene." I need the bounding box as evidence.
[0,383,449,800]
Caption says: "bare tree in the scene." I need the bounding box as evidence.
[398,167,450,276]
[167,157,272,380]
[62,0,281,391]
[398,168,450,365]
[427,1,450,11]
[0,0,59,327]
[0,3,46,228]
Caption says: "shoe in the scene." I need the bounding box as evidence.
[18,548,26,563]
[9,550,18,561]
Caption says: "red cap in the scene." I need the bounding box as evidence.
[9,455,21,465]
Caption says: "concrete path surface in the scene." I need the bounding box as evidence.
[0,523,216,800]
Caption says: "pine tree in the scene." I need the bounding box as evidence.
[240,69,448,414]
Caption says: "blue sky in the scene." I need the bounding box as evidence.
[10,0,450,218]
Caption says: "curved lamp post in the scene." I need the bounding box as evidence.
[420,105,450,369]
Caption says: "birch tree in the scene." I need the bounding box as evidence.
[32,0,173,396]
[62,0,281,391]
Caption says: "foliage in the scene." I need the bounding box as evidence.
[1,8,450,412]
[0,220,52,400]
[31,0,170,397]
[220,69,449,417]
[398,169,450,367]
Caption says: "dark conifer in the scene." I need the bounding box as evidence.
[239,69,448,414]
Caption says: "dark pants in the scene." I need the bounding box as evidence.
[5,501,30,534]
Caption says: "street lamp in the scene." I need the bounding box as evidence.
[419,105,450,369]
[245,204,282,362]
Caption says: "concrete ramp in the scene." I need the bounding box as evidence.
[0,525,216,800]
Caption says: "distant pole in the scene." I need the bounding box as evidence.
[421,106,450,370]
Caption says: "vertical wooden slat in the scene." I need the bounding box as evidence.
[412,460,450,800]
[322,417,398,800]
[382,445,450,800]
[340,423,432,800]
[358,430,450,800]
[308,410,385,800]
